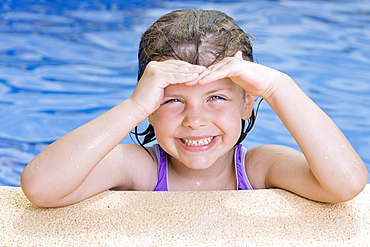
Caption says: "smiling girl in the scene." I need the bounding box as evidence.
[21,9,368,207]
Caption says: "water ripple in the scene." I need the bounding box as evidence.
[1,0,370,186]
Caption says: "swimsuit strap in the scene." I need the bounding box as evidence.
[152,144,253,191]
[153,144,168,191]
[235,144,253,190]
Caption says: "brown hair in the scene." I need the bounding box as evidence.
[137,9,254,81]
[133,9,258,147]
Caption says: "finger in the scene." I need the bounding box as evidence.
[187,65,207,74]
[156,64,206,86]
[198,66,231,85]
[170,72,201,84]
[162,60,207,74]
[184,70,210,86]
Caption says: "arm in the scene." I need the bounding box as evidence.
[200,53,368,202]
[21,60,207,207]
[21,99,154,207]
[260,74,367,202]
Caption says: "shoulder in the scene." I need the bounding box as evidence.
[107,144,156,165]
[247,144,303,160]
[108,144,158,190]
[245,144,305,189]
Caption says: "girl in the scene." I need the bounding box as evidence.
[21,9,368,207]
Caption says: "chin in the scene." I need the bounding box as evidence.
[181,157,217,170]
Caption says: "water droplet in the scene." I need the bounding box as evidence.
[325,156,328,160]
[35,166,39,170]
[75,163,79,168]
[87,141,98,149]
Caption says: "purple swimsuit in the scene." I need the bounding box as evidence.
[152,144,253,191]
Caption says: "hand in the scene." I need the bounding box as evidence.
[199,52,287,100]
[130,60,207,117]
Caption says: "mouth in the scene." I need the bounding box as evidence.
[180,137,214,147]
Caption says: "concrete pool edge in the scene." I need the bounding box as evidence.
[1,185,370,246]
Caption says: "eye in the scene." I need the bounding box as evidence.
[208,95,226,101]
[162,98,182,104]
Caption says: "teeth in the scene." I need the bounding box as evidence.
[182,137,213,146]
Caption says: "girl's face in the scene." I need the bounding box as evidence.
[149,78,254,171]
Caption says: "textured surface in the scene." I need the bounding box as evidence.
[1,186,370,246]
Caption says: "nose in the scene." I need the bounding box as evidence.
[182,103,208,130]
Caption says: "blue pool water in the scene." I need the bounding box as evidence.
[1,0,369,186]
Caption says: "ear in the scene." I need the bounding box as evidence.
[148,114,154,126]
[242,94,256,120]
[234,51,243,59]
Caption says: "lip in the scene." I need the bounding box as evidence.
[177,136,218,152]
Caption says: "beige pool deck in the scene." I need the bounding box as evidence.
[1,186,370,246]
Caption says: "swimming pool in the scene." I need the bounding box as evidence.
[1,0,369,186]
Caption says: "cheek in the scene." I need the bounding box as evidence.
[150,109,179,138]
[212,108,243,137]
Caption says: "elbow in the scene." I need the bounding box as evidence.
[21,185,62,208]
[21,189,49,208]
[21,174,47,207]
[21,172,60,208]
[21,171,82,208]
[332,171,368,203]
[20,163,47,207]
[345,165,369,201]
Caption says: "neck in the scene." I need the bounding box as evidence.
[167,150,236,191]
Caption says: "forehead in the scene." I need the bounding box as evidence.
[164,78,244,96]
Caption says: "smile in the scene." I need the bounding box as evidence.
[181,137,214,146]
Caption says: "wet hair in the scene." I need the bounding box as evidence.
[132,9,260,147]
